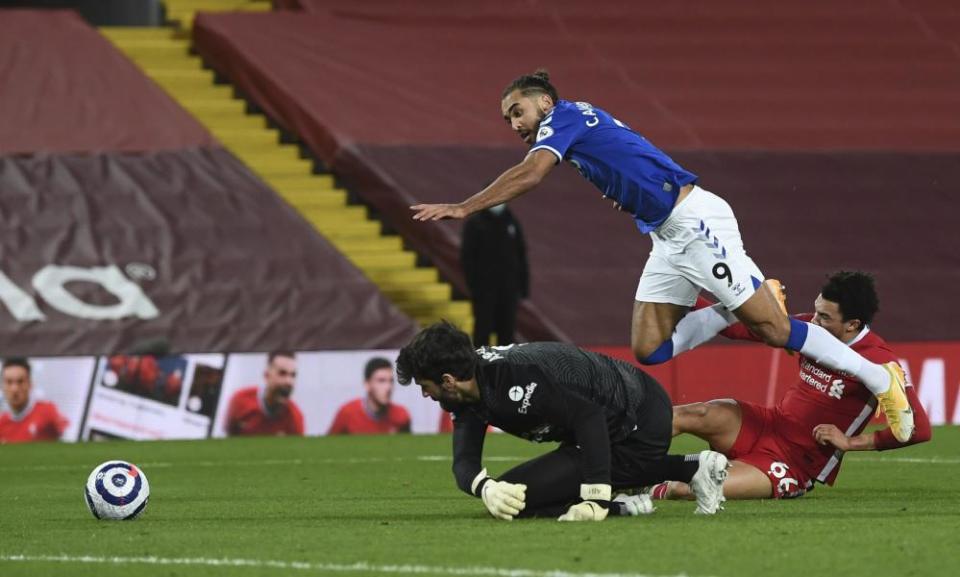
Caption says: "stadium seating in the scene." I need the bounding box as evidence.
[101,25,474,333]
[193,2,960,344]
[0,10,417,356]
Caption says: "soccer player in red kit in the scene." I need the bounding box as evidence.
[654,271,931,500]
[328,357,411,435]
[0,358,67,443]
[225,351,304,436]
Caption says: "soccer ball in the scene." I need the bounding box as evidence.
[84,461,150,520]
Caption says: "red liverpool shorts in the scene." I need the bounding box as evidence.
[727,401,814,499]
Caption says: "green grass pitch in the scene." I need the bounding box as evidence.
[2,428,959,577]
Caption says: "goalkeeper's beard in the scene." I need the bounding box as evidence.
[439,398,468,412]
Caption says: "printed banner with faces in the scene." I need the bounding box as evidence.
[0,350,451,443]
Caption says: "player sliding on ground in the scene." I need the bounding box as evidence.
[410,69,914,443]
[653,271,931,500]
[396,321,729,521]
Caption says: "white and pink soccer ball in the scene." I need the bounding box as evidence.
[84,461,150,520]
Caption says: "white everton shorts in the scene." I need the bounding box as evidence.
[635,185,764,310]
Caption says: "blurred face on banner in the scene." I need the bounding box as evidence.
[365,367,395,410]
[264,355,297,411]
[2,365,32,413]
[501,89,554,146]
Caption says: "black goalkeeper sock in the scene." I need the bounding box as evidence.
[633,454,701,485]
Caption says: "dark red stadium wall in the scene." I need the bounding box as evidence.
[0,149,417,356]
[192,9,960,344]
[0,10,213,154]
[353,146,960,344]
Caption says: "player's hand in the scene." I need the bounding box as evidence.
[410,203,466,221]
[480,479,527,520]
[558,483,611,522]
[558,501,608,522]
[813,424,851,451]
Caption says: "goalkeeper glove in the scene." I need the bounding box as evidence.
[471,469,526,521]
[558,483,611,522]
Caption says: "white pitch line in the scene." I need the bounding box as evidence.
[0,554,702,577]
[844,456,960,465]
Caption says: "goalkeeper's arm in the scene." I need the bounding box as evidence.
[451,409,489,495]
[525,381,613,521]
[451,411,527,520]
[558,401,612,521]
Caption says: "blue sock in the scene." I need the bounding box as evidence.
[785,317,808,352]
[639,339,674,365]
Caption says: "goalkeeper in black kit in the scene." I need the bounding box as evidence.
[396,321,729,521]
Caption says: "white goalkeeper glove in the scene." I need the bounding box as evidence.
[471,468,527,521]
[558,483,611,522]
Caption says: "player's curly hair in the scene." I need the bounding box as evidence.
[502,68,559,103]
[396,321,478,386]
[820,271,879,326]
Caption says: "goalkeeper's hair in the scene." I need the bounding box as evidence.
[396,321,478,386]
[502,68,558,103]
[820,270,879,326]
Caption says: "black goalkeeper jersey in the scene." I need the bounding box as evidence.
[450,342,668,495]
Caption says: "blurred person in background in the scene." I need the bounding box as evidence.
[225,350,304,436]
[328,357,411,435]
[461,202,529,347]
[0,358,67,443]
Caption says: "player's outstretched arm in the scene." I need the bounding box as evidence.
[814,384,932,451]
[411,149,556,221]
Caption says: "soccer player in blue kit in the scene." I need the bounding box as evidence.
[411,69,915,443]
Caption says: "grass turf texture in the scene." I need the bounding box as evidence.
[1,428,959,577]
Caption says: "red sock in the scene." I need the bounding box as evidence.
[650,482,670,500]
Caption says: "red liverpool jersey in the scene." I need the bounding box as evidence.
[720,314,931,485]
[327,398,411,435]
[225,386,304,436]
[775,327,899,484]
[0,400,67,443]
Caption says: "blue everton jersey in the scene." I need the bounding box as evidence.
[529,100,698,233]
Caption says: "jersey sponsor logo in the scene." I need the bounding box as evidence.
[518,382,538,414]
[800,359,845,397]
[536,126,554,142]
[828,379,845,399]
[508,386,524,402]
